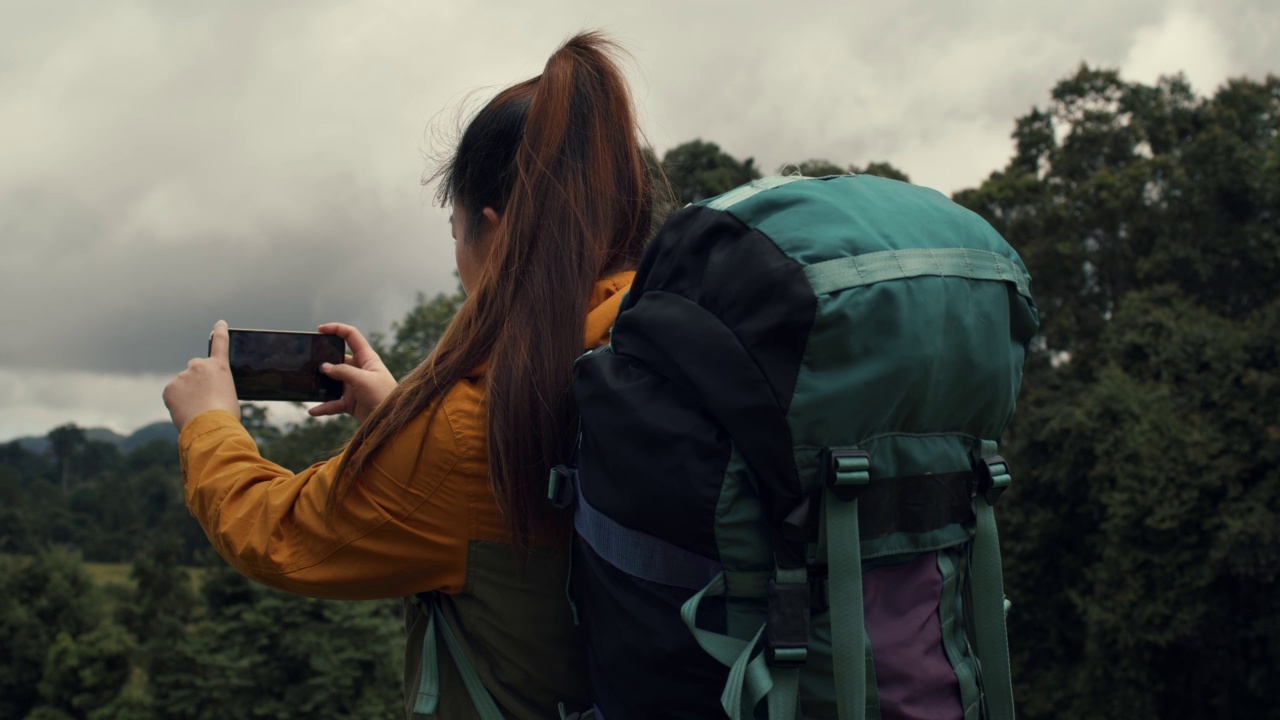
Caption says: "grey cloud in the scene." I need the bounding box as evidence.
[0,0,1276,440]
[2,176,452,375]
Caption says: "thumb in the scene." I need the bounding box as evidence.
[209,320,230,361]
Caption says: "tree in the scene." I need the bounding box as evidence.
[72,441,120,484]
[777,159,911,183]
[660,140,761,204]
[0,550,102,719]
[149,563,402,720]
[259,415,359,473]
[238,404,280,447]
[118,539,197,649]
[374,286,466,381]
[953,67,1280,718]
[47,424,87,491]
[36,623,135,720]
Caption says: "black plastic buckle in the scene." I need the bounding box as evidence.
[547,465,576,510]
[974,455,1011,506]
[780,496,818,543]
[824,448,871,503]
[765,578,810,668]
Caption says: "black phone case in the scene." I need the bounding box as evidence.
[211,329,345,403]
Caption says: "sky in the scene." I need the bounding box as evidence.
[1,0,1276,442]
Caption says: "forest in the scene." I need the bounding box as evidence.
[1,66,1277,719]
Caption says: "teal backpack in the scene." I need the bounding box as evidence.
[553,174,1039,719]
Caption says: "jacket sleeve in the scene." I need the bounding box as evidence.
[178,400,477,599]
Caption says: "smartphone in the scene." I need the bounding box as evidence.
[210,329,345,402]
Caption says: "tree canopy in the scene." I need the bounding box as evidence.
[954,66,1279,719]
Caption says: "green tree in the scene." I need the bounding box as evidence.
[35,623,135,720]
[47,424,87,491]
[71,441,120,484]
[954,67,1280,718]
[150,563,402,720]
[660,140,761,204]
[0,550,102,719]
[238,404,281,447]
[374,286,466,380]
[260,415,358,472]
[777,159,911,183]
[117,539,197,648]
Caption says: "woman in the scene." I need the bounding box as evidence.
[163,32,660,719]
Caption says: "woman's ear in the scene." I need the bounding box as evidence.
[482,207,502,233]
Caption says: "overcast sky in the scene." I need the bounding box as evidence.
[1,0,1276,442]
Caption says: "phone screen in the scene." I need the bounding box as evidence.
[216,330,345,402]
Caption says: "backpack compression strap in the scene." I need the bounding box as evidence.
[825,449,872,720]
[679,568,814,720]
[971,442,1016,720]
[411,593,505,720]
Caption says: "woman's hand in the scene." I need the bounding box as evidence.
[310,323,397,422]
[163,320,241,432]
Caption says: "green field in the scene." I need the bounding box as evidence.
[85,561,135,589]
[84,561,206,593]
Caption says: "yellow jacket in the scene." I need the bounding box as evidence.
[178,271,633,718]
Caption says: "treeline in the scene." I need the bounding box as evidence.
[1,65,1277,719]
[0,413,363,565]
[0,549,403,720]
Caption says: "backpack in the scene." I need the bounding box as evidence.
[550,174,1039,719]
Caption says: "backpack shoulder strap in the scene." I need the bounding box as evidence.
[410,593,505,720]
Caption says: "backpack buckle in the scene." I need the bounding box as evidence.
[547,465,576,510]
[824,448,871,503]
[974,455,1011,506]
[765,575,810,668]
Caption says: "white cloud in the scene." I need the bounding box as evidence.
[0,368,172,440]
[1122,4,1232,92]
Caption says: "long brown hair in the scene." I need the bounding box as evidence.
[331,32,659,549]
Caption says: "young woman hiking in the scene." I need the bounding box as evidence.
[162,32,660,719]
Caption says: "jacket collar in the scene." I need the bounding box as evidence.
[464,271,635,380]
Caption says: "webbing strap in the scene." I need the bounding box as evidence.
[703,175,814,210]
[414,598,441,715]
[972,499,1015,720]
[826,484,868,720]
[412,595,505,720]
[804,248,1032,300]
[767,667,800,719]
[574,473,722,590]
[680,573,792,720]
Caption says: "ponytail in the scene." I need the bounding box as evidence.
[331,32,660,550]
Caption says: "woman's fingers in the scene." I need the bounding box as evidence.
[317,322,379,366]
[321,361,367,384]
[308,399,347,417]
[319,360,397,421]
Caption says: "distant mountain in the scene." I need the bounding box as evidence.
[120,422,180,453]
[11,421,178,454]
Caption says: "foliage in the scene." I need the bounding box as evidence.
[36,623,134,719]
[374,287,466,381]
[147,564,402,720]
[778,158,911,182]
[0,550,111,719]
[116,541,197,650]
[955,67,1280,719]
[659,139,762,204]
